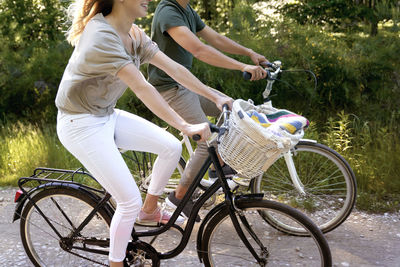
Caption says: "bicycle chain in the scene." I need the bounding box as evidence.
[65,248,108,266]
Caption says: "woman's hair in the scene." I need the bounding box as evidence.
[66,0,113,46]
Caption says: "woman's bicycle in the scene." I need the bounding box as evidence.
[121,61,357,236]
[13,106,332,266]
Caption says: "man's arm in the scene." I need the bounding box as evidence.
[149,51,233,111]
[166,26,266,81]
[197,26,267,65]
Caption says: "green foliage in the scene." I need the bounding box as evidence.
[0,0,68,47]
[0,41,72,122]
[192,20,400,127]
[278,0,400,35]
[279,0,361,31]
[323,111,353,156]
[0,0,72,122]
[0,121,81,186]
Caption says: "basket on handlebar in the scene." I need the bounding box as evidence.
[218,99,305,178]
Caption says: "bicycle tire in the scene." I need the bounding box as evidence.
[251,140,357,235]
[201,199,332,266]
[123,151,186,194]
[20,187,112,267]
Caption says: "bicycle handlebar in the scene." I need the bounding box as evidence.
[243,61,281,81]
[192,104,229,141]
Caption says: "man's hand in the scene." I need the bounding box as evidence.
[248,49,268,66]
[242,64,267,81]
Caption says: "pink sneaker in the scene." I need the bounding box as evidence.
[135,207,184,226]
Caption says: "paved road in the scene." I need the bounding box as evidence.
[1,187,400,266]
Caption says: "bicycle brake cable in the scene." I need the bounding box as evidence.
[280,69,318,91]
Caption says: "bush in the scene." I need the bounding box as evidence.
[0,0,71,122]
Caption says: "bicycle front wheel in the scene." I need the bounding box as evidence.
[20,187,112,267]
[201,199,332,266]
[251,140,357,235]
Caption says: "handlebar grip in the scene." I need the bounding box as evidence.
[243,71,252,80]
[243,71,270,80]
[209,123,219,133]
[192,134,201,141]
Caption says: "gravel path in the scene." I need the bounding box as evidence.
[1,187,399,266]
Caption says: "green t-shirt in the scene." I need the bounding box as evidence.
[148,0,206,92]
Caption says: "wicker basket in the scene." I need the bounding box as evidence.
[218,99,302,178]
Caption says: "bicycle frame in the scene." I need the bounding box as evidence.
[15,144,267,265]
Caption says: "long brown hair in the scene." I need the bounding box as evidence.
[66,0,113,46]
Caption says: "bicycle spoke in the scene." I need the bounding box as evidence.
[21,189,111,267]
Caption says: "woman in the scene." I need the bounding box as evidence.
[55,0,232,266]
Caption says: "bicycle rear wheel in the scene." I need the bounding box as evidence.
[20,187,112,266]
[201,199,332,266]
[122,151,186,194]
[251,140,357,235]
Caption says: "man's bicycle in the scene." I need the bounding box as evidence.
[121,61,357,236]
[13,106,332,266]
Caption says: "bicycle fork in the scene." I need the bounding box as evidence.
[229,196,268,266]
[283,150,306,195]
[208,146,268,265]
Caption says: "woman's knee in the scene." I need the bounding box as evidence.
[115,195,142,218]
[162,136,182,160]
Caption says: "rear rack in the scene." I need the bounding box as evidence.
[18,167,105,195]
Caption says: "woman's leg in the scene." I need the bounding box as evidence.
[114,109,182,195]
[57,111,181,263]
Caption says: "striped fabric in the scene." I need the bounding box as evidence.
[247,110,309,134]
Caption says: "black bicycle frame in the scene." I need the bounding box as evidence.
[18,146,266,264]
[134,146,265,263]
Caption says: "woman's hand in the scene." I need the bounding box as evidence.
[182,122,211,142]
[215,94,233,111]
[242,64,267,81]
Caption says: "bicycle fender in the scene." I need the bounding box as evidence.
[299,138,317,143]
[13,195,28,222]
[196,194,265,262]
[12,182,104,222]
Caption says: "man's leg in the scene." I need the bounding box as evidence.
[160,85,214,188]
[160,85,217,218]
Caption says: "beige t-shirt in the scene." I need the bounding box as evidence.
[55,13,159,115]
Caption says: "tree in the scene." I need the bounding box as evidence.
[0,0,70,121]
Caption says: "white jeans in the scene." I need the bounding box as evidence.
[57,109,181,262]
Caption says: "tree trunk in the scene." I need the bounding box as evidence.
[203,0,213,21]
[370,21,378,35]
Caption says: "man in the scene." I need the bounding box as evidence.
[148,0,268,221]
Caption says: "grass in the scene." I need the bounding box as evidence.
[309,111,400,213]
[0,121,81,186]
